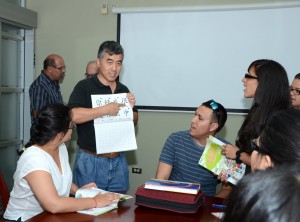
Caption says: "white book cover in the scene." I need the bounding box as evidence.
[144,179,200,194]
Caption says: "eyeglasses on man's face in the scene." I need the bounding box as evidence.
[244,73,258,80]
[68,123,76,130]
[289,86,300,96]
[52,65,66,72]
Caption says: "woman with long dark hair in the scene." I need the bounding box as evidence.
[4,103,119,221]
[222,59,290,172]
[251,108,300,170]
[223,164,300,222]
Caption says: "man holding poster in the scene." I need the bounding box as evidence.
[68,41,138,192]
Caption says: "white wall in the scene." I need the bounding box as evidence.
[24,0,259,191]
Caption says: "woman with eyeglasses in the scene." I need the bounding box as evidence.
[290,73,300,109]
[4,103,120,221]
[223,109,300,221]
[251,108,300,171]
[221,59,290,174]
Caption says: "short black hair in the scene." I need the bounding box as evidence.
[294,73,300,80]
[25,103,71,149]
[202,99,227,133]
[97,41,124,58]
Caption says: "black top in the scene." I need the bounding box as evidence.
[68,75,137,152]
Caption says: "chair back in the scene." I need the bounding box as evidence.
[0,171,9,212]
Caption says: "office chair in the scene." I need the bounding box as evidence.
[0,170,9,213]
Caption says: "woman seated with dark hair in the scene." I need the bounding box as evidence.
[223,163,300,222]
[223,108,300,221]
[4,103,120,221]
[251,108,300,170]
[220,108,300,185]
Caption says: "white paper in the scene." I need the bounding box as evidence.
[211,212,225,219]
[91,93,137,154]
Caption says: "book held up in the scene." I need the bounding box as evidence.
[144,179,201,195]
[198,135,246,185]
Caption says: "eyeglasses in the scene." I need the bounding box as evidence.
[85,73,97,79]
[209,100,220,124]
[68,123,76,130]
[52,65,66,72]
[244,73,258,80]
[251,139,265,154]
[289,86,300,96]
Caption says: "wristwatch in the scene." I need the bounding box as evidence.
[235,150,242,164]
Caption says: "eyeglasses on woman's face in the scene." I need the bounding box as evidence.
[289,86,300,96]
[244,73,258,80]
[251,139,265,154]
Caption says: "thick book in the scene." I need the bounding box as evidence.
[75,188,132,216]
[144,179,201,195]
[136,185,204,213]
[198,135,246,185]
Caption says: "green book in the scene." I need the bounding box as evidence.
[198,136,246,185]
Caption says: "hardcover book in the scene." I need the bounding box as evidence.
[144,179,201,195]
[198,135,246,185]
[136,185,204,213]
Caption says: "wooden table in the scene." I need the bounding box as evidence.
[26,192,224,222]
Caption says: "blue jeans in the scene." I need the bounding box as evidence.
[73,148,129,192]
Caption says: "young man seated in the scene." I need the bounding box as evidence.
[155,100,231,198]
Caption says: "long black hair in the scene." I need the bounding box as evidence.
[258,108,300,165]
[18,103,71,155]
[236,59,290,153]
[201,99,227,133]
[223,164,300,222]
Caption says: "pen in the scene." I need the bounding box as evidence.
[212,204,227,209]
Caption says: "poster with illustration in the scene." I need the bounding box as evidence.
[198,136,246,185]
[91,93,137,154]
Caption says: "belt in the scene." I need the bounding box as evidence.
[80,148,120,158]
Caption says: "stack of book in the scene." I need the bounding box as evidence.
[144,179,201,195]
[136,179,203,213]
